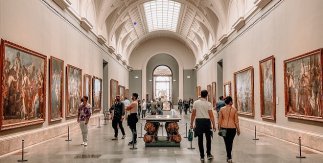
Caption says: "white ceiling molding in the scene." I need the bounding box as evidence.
[218,34,228,44]
[98,35,107,45]
[80,17,93,31]
[203,53,209,60]
[122,60,127,65]
[108,46,115,54]
[210,46,217,54]
[116,54,122,60]
[198,60,203,65]
[232,17,245,31]
[52,0,71,10]
[254,0,272,9]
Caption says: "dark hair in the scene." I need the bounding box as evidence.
[83,96,89,101]
[219,96,224,100]
[132,93,138,99]
[201,90,208,98]
[224,96,232,104]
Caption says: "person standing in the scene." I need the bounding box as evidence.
[151,99,157,115]
[178,99,183,115]
[218,96,240,163]
[126,93,139,145]
[184,100,189,115]
[77,96,92,146]
[110,95,126,140]
[138,99,142,119]
[190,90,216,161]
[142,99,147,118]
[216,96,226,116]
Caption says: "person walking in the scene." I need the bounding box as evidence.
[218,96,240,163]
[110,95,126,140]
[138,99,142,119]
[142,99,147,118]
[151,99,157,115]
[77,96,92,146]
[190,90,216,161]
[216,96,226,117]
[126,93,139,145]
[178,99,183,115]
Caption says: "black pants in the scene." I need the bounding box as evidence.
[128,113,138,142]
[222,128,236,159]
[142,110,146,118]
[112,119,125,137]
[196,119,212,158]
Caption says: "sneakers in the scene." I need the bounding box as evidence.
[227,159,232,163]
[200,157,205,161]
[83,142,88,146]
[122,135,126,139]
[81,142,85,145]
[207,155,214,160]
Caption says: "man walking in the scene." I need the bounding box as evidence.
[190,90,216,161]
[110,95,126,140]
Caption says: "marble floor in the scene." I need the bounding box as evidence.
[0,110,322,163]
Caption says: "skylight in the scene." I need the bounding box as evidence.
[144,0,181,32]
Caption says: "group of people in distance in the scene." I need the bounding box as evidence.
[177,98,193,115]
[76,90,240,163]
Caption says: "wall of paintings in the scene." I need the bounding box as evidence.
[196,0,323,152]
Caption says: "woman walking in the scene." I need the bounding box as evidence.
[218,96,240,163]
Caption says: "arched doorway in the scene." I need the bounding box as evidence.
[153,65,172,101]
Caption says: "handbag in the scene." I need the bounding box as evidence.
[218,107,232,137]
[188,129,193,141]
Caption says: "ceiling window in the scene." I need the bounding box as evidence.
[144,0,181,32]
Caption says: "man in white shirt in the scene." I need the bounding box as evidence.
[190,90,216,161]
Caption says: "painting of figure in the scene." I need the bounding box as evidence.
[207,84,212,102]
[212,82,216,107]
[125,89,129,99]
[260,56,276,120]
[110,79,119,107]
[49,57,64,122]
[284,49,323,122]
[224,82,231,97]
[234,67,254,116]
[119,85,125,100]
[66,65,82,118]
[0,39,47,130]
[92,76,102,112]
[83,74,92,104]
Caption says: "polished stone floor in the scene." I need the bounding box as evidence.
[0,110,322,163]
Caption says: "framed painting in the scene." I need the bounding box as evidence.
[196,86,201,98]
[119,85,125,100]
[83,74,92,104]
[49,56,64,122]
[207,84,212,102]
[66,64,82,118]
[259,56,276,120]
[92,76,102,112]
[110,79,119,107]
[284,49,323,122]
[224,81,232,97]
[234,66,254,117]
[0,39,47,130]
[212,82,216,107]
[125,89,130,99]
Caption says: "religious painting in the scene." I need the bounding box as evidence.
[0,39,47,130]
[83,74,91,104]
[234,66,254,117]
[196,86,201,98]
[125,89,130,99]
[119,85,125,100]
[92,76,102,112]
[284,49,323,122]
[224,81,232,97]
[212,82,216,107]
[66,65,82,118]
[207,84,212,102]
[260,56,276,120]
[49,56,64,122]
[110,79,119,107]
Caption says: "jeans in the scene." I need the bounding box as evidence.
[142,110,146,118]
[112,119,125,137]
[222,128,236,159]
[79,121,88,143]
[196,119,212,158]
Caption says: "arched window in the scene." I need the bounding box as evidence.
[153,66,172,101]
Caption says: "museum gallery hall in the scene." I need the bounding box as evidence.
[0,0,323,162]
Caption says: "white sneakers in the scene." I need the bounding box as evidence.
[81,142,88,146]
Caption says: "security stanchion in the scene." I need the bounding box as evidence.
[130,129,137,150]
[184,123,188,138]
[187,129,195,150]
[252,125,259,141]
[97,117,101,128]
[296,137,306,159]
[65,126,72,142]
[139,123,144,138]
[17,140,28,162]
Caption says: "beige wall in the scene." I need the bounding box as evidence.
[197,0,323,151]
[0,0,128,155]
